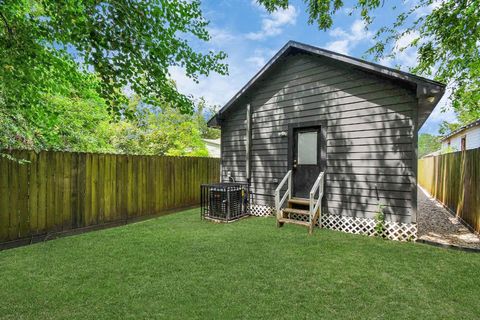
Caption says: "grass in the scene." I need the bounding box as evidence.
[1,209,479,319]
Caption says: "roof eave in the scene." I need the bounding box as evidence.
[208,40,446,128]
[207,114,220,128]
[417,83,446,129]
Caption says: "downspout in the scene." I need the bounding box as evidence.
[246,103,251,183]
[246,103,252,212]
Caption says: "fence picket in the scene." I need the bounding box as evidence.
[0,155,9,241]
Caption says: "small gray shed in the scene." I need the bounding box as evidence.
[208,41,445,240]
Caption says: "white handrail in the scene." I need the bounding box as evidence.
[309,172,325,223]
[275,170,292,218]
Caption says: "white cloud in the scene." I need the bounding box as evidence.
[342,7,354,15]
[429,87,456,121]
[168,44,281,108]
[168,21,252,107]
[207,27,236,45]
[246,48,277,68]
[169,66,243,107]
[324,19,373,55]
[246,5,298,40]
[246,55,266,68]
[325,40,350,55]
[391,30,420,70]
[420,102,457,134]
[396,30,418,49]
[375,30,420,70]
[414,0,443,18]
[250,0,260,8]
[378,56,394,68]
[429,102,456,123]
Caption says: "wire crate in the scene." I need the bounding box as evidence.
[200,183,249,221]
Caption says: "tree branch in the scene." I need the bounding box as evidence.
[0,11,13,38]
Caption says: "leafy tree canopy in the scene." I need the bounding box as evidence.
[438,121,461,137]
[418,133,441,158]
[0,59,114,153]
[257,0,480,131]
[1,0,227,115]
[110,96,213,157]
[195,98,221,140]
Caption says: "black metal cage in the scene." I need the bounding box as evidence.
[200,183,249,221]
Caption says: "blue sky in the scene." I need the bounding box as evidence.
[169,0,456,134]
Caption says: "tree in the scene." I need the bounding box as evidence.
[0,0,227,116]
[110,96,209,157]
[418,133,441,158]
[0,61,115,153]
[438,122,461,137]
[256,0,480,126]
[194,98,221,140]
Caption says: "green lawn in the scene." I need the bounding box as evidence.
[1,209,479,319]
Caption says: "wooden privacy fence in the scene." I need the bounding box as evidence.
[418,148,480,233]
[0,150,220,244]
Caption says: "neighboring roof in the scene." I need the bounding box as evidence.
[422,150,442,158]
[202,138,221,146]
[208,40,446,128]
[441,118,480,142]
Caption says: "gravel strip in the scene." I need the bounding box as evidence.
[417,187,480,249]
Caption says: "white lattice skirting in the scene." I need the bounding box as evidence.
[320,214,417,241]
[250,205,417,241]
[250,205,275,217]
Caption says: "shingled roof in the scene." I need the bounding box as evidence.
[441,118,480,141]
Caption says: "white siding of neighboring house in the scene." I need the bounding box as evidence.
[442,125,480,152]
[203,139,221,158]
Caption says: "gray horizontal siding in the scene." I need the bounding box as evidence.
[224,143,413,156]
[225,152,413,163]
[252,85,413,114]
[248,166,413,179]
[245,95,415,124]
[251,185,411,201]
[251,102,414,127]
[249,179,413,193]
[255,65,342,95]
[219,53,417,223]
[222,159,414,169]
[327,136,413,146]
[327,187,411,200]
[220,98,246,185]
[225,120,414,139]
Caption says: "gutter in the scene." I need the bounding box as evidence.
[440,118,480,142]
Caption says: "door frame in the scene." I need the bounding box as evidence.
[287,120,327,194]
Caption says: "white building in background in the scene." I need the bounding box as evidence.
[441,118,480,152]
[203,138,220,158]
